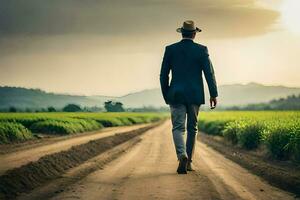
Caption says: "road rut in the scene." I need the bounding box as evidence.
[0,124,148,175]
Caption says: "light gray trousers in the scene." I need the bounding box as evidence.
[170,104,200,162]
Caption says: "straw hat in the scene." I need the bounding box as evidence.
[176,20,202,33]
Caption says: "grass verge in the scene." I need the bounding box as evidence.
[198,111,300,162]
[0,112,168,143]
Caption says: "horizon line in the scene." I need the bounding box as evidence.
[1,82,300,98]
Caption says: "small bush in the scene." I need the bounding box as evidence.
[264,126,293,160]
[0,122,33,143]
[9,107,17,113]
[95,118,124,127]
[63,104,82,112]
[288,127,300,161]
[126,116,144,124]
[30,119,102,134]
[47,107,56,112]
[222,121,240,145]
[117,117,133,126]
[199,120,228,135]
[236,121,263,150]
[14,118,43,129]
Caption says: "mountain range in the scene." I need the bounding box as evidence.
[1,83,300,109]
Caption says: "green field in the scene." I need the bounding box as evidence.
[198,111,300,161]
[0,112,168,144]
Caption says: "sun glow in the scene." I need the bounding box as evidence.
[280,0,300,34]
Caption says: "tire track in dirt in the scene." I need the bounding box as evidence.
[0,124,148,175]
[0,123,160,200]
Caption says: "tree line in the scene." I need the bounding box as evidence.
[226,94,300,110]
[3,101,169,113]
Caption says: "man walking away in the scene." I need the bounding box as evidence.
[160,20,218,174]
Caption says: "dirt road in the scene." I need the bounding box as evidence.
[47,121,296,200]
[0,123,148,175]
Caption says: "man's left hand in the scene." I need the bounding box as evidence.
[210,97,217,109]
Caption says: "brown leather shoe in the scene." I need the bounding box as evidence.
[187,161,195,171]
[177,155,188,174]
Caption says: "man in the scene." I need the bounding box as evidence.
[160,20,218,174]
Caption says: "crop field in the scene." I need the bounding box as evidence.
[198,111,300,161]
[0,112,168,144]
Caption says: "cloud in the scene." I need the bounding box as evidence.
[1,1,298,96]
[0,0,279,38]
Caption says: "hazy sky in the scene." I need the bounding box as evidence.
[0,0,299,96]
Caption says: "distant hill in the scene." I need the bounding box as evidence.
[216,82,300,107]
[226,94,300,110]
[1,83,300,110]
[0,87,105,110]
[115,82,300,108]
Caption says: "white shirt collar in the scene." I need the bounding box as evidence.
[182,37,194,40]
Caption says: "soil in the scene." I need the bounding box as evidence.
[0,122,161,200]
[199,133,300,197]
[1,120,298,200]
[0,123,148,175]
[22,121,297,200]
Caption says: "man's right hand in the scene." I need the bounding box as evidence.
[210,97,217,109]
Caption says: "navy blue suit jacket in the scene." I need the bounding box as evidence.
[160,39,218,105]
